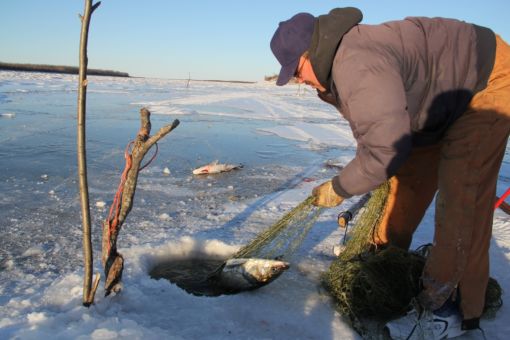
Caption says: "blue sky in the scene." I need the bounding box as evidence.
[1,1,509,82]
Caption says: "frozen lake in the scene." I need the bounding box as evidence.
[0,71,509,339]
[0,71,350,285]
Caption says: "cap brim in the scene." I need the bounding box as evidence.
[276,58,299,86]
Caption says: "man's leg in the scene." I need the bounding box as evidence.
[420,35,510,322]
[374,144,440,249]
[420,107,509,320]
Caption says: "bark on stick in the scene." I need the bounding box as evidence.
[102,108,179,296]
[77,0,101,307]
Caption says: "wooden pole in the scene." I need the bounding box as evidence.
[77,0,101,307]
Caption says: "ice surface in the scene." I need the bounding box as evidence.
[0,71,509,339]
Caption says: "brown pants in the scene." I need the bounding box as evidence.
[375,35,510,320]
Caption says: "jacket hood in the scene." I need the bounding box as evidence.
[309,7,363,89]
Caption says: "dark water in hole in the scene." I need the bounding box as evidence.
[150,257,235,297]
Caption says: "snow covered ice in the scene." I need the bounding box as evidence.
[0,70,509,339]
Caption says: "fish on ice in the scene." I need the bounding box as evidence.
[192,160,243,175]
[208,258,290,293]
[324,159,344,170]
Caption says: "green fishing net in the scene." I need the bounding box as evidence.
[230,180,502,330]
[322,181,503,335]
[233,196,322,260]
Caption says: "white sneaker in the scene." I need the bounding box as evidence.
[385,301,466,339]
[385,307,434,339]
[431,300,465,339]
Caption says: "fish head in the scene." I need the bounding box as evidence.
[217,258,290,292]
[240,258,290,284]
[192,166,209,175]
[192,160,220,175]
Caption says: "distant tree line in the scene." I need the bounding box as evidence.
[264,74,278,81]
[264,73,299,84]
[0,61,129,77]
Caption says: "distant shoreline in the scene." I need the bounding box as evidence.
[0,62,130,77]
[0,62,260,84]
[180,78,256,84]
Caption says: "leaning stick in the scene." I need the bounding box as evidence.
[102,108,179,296]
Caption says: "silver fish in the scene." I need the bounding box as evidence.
[192,160,243,175]
[208,258,289,293]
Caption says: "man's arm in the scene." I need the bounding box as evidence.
[332,63,412,197]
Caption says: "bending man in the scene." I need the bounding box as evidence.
[270,7,510,338]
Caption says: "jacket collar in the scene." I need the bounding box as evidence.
[309,7,363,90]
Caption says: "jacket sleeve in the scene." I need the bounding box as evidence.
[331,58,412,197]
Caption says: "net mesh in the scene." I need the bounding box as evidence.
[233,196,322,260]
[322,180,503,337]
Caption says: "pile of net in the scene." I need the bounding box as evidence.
[325,246,425,322]
[322,181,503,332]
[233,195,322,260]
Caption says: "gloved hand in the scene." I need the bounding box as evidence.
[312,180,344,207]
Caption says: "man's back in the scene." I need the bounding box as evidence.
[335,17,494,145]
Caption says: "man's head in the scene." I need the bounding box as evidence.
[270,12,315,86]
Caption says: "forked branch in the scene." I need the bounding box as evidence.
[102,108,179,296]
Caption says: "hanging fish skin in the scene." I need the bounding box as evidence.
[192,160,243,175]
[208,258,289,293]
